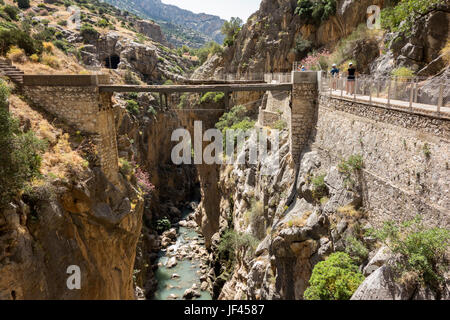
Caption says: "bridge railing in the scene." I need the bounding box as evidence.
[320,73,449,117]
[264,73,292,83]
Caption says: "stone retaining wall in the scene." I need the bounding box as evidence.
[314,95,449,227]
[23,75,119,185]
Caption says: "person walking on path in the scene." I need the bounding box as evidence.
[346,62,357,95]
[330,63,339,90]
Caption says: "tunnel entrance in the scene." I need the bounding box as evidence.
[104,54,120,69]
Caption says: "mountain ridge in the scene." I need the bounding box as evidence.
[104,0,226,48]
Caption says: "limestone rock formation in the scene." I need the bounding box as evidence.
[0,169,143,300]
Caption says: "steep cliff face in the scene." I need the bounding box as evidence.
[195,0,449,78]
[0,98,143,300]
[194,0,384,77]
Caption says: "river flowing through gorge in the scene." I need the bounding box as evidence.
[152,205,212,300]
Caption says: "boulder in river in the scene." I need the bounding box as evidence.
[183,288,201,299]
[166,257,178,268]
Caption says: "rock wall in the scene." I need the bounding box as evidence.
[0,168,143,300]
[315,95,449,228]
[209,86,449,300]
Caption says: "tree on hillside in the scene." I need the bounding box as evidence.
[17,0,30,10]
[221,17,243,47]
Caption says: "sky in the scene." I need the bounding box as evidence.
[161,0,261,21]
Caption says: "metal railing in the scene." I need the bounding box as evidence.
[320,73,449,116]
[264,73,292,83]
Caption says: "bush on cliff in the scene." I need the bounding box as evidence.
[17,0,30,10]
[295,0,337,24]
[381,0,446,34]
[221,17,242,47]
[0,93,46,208]
[0,28,43,56]
[304,252,365,300]
[200,92,224,104]
[218,230,259,264]
[368,216,450,292]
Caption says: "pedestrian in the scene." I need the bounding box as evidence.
[330,63,339,90]
[346,62,356,95]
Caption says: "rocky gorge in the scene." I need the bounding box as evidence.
[0,0,449,301]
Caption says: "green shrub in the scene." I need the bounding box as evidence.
[156,218,171,233]
[2,5,20,21]
[338,154,363,174]
[215,105,249,134]
[304,252,365,300]
[53,40,70,53]
[200,92,224,104]
[17,0,30,10]
[124,70,141,85]
[273,119,287,131]
[391,67,414,78]
[177,93,188,109]
[0,104,47,208]
[57,20,68,27]
[345,236,369,264]
[80,24,99,42]
[118,157,134,176]
[295,0,337,24]
[96,18,110,28]
[294,35,312,55]
[369,216,450,291]
[218,229,259,262]
[311,173,328,201]
[0,79,8,109]
[192,41,223,64]
[221,17,242,47]
[126,99,139,115]
[381,0,445,34]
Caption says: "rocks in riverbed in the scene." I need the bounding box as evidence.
[171,273,180,279]
[183,288,201,299]
[201,281,209,291]
[168,293,179,300]
[166,257,178,268]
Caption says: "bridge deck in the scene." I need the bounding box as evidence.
[98,83,293,94]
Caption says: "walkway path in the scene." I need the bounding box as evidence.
[326,89,450,118]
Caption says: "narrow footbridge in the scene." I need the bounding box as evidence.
[98,82,293,108]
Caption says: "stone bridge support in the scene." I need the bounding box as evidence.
[22,75,120,186]
[290,71,318,164]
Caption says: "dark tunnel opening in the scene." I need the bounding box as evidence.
[104,54,120,69]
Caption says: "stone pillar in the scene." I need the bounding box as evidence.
[290,71,318,165]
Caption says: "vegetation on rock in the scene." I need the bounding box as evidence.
[295,0,337,24]
[221,17,242,47]
[369,216,450,292]
[304,252,365,300]
[381,0,446,34]
[0,83,47,208]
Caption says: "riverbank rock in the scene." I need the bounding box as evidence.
[166,257,178,268]
[351,265,416,300]
[183,288,201,299]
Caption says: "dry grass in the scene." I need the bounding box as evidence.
[337,205,362,219]
[286,211,312,228]
[40,52,60,69]
[43,42,55,54]
[7,46,27,63]
[441,40,450,65]
[9,95,88,181]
